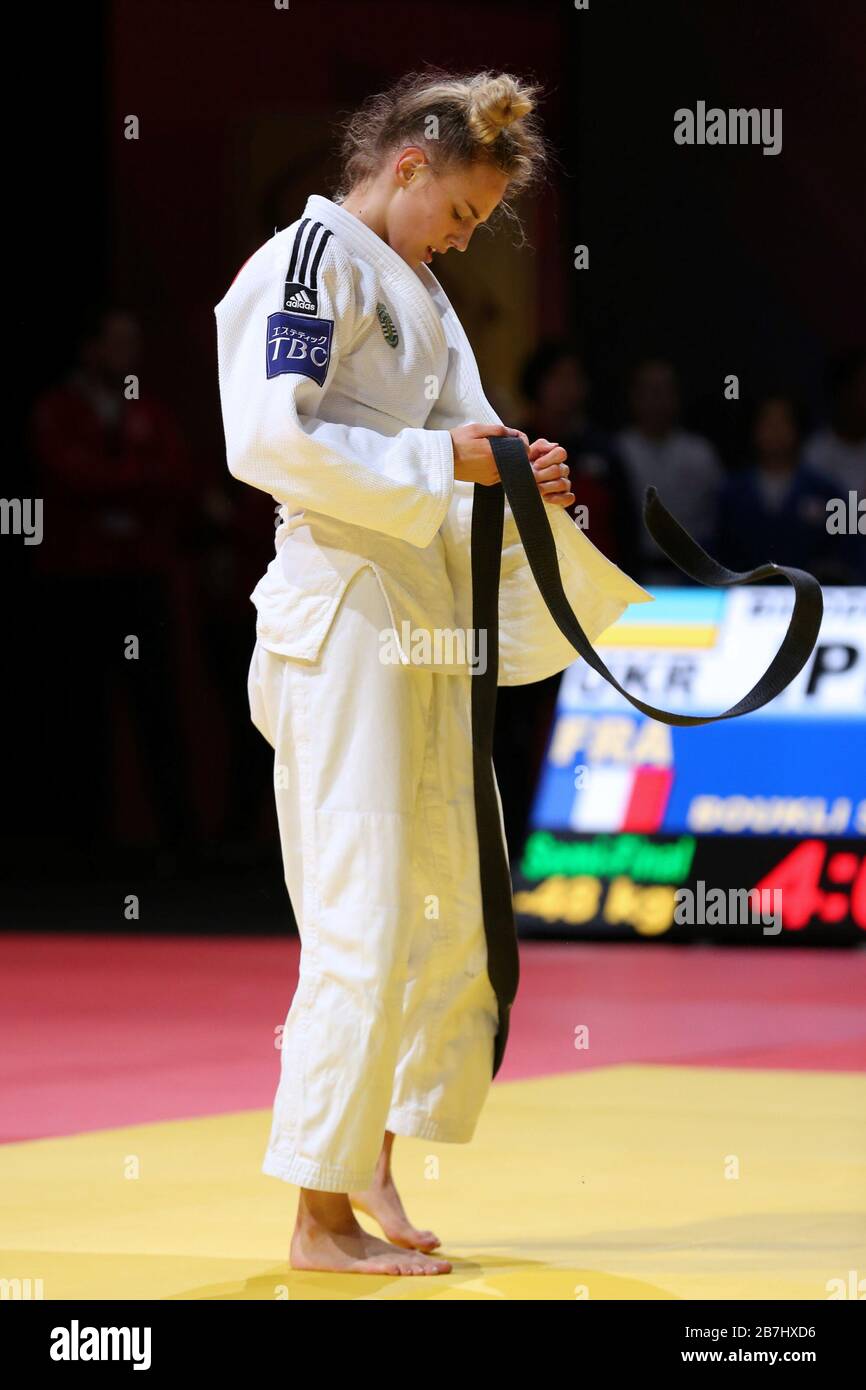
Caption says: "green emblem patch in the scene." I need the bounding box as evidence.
[376,301,399,348]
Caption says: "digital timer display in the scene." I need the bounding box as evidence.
[752,840,865,930]
[516,588,865,942]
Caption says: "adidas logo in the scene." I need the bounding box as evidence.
[283,283,318,315]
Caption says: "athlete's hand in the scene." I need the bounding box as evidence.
[449,423,530,485]
[529,438,575,508]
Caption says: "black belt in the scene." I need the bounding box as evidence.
[473,435,824,1076]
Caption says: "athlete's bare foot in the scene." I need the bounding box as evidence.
[291,1188,451,1275]
[349,1130,441,1251]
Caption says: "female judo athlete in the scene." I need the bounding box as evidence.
[213,69,651,1275]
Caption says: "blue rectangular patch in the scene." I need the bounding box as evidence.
[266,312,333,386]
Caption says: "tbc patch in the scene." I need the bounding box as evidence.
[266,312,333,386]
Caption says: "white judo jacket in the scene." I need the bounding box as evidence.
[214,193,650,683]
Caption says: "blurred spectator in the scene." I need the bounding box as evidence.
[804,349,866,495]
[715,394,863,583]
[519,341,641,572]
[617,358,724,583]
[29,305,200,855]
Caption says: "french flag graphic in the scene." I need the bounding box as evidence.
[569,766,674,833]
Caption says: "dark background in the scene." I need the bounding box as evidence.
[5,0,865,931]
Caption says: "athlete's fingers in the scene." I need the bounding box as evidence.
[532,461,568,482]
[529,437,566,462]
[541,488,575,507]
[472,423,531,452]
[531,448,568,472]
[532,460,570,483]
[471,423,511,437]
[503,426,531,449]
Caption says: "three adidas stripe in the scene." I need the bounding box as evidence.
[283,219,332,312]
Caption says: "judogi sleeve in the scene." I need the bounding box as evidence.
[214,227,454,548]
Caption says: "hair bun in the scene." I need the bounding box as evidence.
[467,73,535,145]
[336,67,547,203]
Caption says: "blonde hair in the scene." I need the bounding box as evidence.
[334,68,549,212]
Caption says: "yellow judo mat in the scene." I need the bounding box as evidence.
[3,1064,864,1301]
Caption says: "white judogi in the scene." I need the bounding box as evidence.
[215,194,650,1191]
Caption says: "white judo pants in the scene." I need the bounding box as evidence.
[248,565,501,1192]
